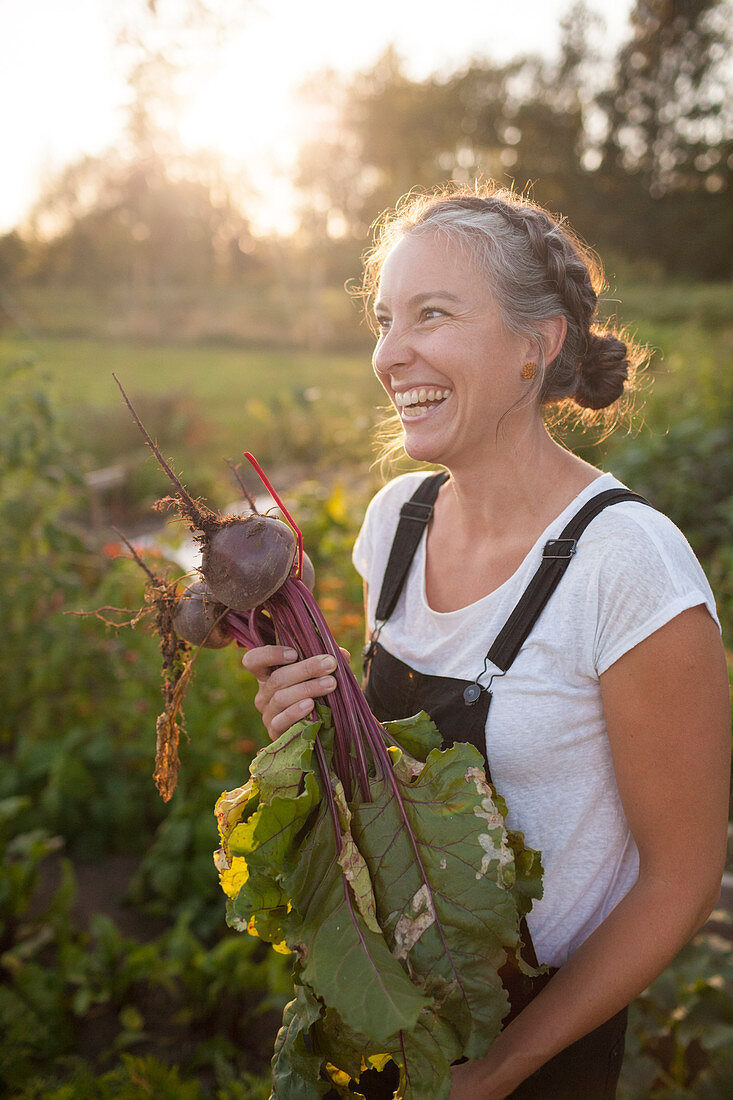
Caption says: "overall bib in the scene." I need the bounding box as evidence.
[350,472,645,1099]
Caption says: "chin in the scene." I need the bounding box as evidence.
[402,430,447,465]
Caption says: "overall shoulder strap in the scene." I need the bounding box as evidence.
[488,488,651,672]
[374,471,449,623]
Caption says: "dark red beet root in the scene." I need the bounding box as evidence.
[203,516,296,612]
[299,550,316,592]
[172,580,232,648]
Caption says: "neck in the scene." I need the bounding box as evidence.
[440,417,598,541]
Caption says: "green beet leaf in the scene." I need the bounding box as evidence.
[380,711,442,762]
[312,1003,461,1100]
[350,740,522,1060]
[506,829,544,927]
[272,984,329,1100]
[250,716,321,800]
[215,709,543,1098]
[283,796,431,1043]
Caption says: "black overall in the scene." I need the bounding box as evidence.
[350,472,647,1100]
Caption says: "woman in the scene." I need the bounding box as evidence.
[244,187,729,1099]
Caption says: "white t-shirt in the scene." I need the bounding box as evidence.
[352,471,719,967]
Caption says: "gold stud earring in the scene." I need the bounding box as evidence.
[521,360,537,381]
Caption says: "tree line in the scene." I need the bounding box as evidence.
[1,0,730,294]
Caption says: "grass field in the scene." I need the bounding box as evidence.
[0,335,387,493]
[1,276,731,490]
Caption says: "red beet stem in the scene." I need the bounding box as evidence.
[226,582,372,801]
[266,590,354,801]
[284,579,373,796]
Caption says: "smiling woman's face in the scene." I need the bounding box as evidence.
[372,232,538,467]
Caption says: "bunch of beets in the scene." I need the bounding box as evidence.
[113,379,543,1100]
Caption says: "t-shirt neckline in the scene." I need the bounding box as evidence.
[418,472,618,617]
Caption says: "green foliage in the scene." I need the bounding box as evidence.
[0,360,282,1095]
[0,796,76,1089]
[15,1054,206,1099]
[609,415,732,634]
[600,332,733,639]
[0,334,383,491]
[619,920,733,1098]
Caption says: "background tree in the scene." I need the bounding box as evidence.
[18,0,261,289]
[3,0,731,301]
[595,0,732,275]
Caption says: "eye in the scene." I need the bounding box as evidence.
[422,307,446,321]
[375,315,391,333]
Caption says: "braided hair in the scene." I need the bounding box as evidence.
[361,184,643,416]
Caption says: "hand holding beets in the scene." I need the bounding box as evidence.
[243,646,340,739]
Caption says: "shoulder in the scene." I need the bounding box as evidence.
[575,478,720,673]
[580,484,711,591]
[362,471,436,524]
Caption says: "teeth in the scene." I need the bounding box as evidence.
[395,388,450,407]
[395,387,451,413]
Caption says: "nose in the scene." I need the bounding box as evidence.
[372,321,413,380]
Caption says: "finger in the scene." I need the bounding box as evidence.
[339,646,351,660]
[270,674,338,716]
[267,696,318,739]
[268,653,338,692]
[242,644,298,680]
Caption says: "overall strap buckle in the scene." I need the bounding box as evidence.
[400,500,435,523]
[542,538,577,560]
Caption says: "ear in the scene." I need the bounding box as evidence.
[539,315,568,367]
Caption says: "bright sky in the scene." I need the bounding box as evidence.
[0,0,635,235]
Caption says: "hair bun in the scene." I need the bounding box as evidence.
[574,331,629,410]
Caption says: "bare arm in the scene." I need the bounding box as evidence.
[451,604,730,1099]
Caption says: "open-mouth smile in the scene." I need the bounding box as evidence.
[394,387,452,420]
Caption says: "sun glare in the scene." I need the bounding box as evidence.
[174,10,326,234]
[1,0,636,235]
[179,44,301,167]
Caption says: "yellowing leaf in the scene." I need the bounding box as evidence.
[228,813,259,857]
[333,781,381,935]
[325,1064,351,1087]
[337,833,381,935]
[365,1053,393,1072]
[214,779,257,847]
[219,856,249,899]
